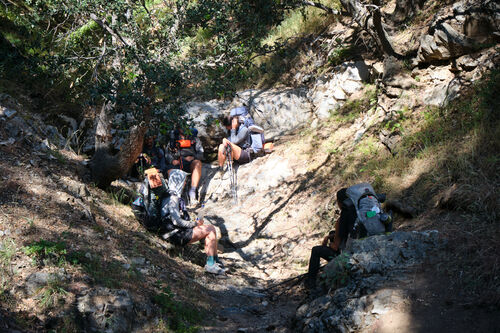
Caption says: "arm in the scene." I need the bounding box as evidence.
[168,195,197,228]
[229,126,249,146]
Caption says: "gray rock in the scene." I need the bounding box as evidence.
[0,138,15,146]
[296,231,443,332]
[77,288,133,333]
[0,108,17,119]
[131,257,146,266]
[423,78,461,106]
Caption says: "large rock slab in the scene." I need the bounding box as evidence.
[417,0,500,63]
[294,231,443,332]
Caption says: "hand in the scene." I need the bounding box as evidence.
[184,156,194,162]
[222,138,230,147]
[172,160,180,166]
[196,218,204,226]
[231,117,239,129]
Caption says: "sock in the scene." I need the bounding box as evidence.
[189,187,196,195]
[206,256,215,266]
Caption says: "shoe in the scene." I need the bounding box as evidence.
[215,258,225,269]
[204,263,226,275]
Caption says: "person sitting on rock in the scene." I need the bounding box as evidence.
[135,133,167,176]
[162,169,225,275]
[304,188,356,288]
[217,114,252,174]
[165,128,204,206]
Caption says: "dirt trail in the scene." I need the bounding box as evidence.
[194,200,308,332]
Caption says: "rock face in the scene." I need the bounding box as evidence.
[294,231,443,332]
[77,288,134,333]
[417,0,500,63]
[308,61,370,119]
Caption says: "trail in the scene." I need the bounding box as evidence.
[195,204,305,332]
[192,163,317,332]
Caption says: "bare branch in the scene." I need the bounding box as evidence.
[301,1,339,15]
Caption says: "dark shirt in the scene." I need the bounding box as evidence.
[338,204,357,241]
[143,146,167,174]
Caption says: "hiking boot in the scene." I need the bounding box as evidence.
[204,263,226,275]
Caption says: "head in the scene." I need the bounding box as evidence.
[336,188,348,209]
[144,135,154,148]
[222,115,234,130]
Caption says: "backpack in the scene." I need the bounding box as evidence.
[230,106,266,154]
[132,169,190,234]
[132,168,170,233]
[230,106,255,128]
[344,183,392,238]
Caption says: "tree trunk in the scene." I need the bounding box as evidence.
[339,0,402,58]
[90,105,147,188]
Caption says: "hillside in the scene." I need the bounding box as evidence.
[1,0,500,332]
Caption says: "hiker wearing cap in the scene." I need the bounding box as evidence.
[217,111,252,172]
[162,169,225,275]
[304,188,356,289]
[165,128,204,206]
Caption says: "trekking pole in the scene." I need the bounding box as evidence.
[225,144,237,204]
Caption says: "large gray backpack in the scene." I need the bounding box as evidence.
[345,183,390,237]
[229,106,265,154]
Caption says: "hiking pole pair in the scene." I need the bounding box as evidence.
[224,143,237,204]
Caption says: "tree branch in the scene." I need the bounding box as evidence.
[90,13,130,48]
[301,1,339,15]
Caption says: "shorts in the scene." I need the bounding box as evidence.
[166,158,193,173]
[235,148,251,165]
[168,228,193,246]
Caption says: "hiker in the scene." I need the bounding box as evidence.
[136,133,167,175]
[162,169,225,274]
[304,188,354,288]
[165,128,204,206]
[304,184,392,288]
[217,114,252,171]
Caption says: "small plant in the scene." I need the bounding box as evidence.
[324,252,351,289]
[153,286,203,333]
[24,240,67,266]
[37,277,68,309]
[49,149,66,164]
[328,45,355,66]
[0,238,17,296]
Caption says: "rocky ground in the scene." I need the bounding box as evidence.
[1,0,499,331]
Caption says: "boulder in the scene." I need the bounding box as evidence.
[295,231,443,332]
[77,288,134,333]
[417,0,500,63]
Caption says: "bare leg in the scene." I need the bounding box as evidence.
[218,139,242,166]
[218,143,226,167]
[190,159,202,188]
[189,224,217,256]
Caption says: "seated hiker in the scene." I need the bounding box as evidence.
[217,114,253,172]
[304,188,354,288]
[165,128,204,206]
[304,184,392,288]
[136,133,167,176]
[162,169,225,275]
